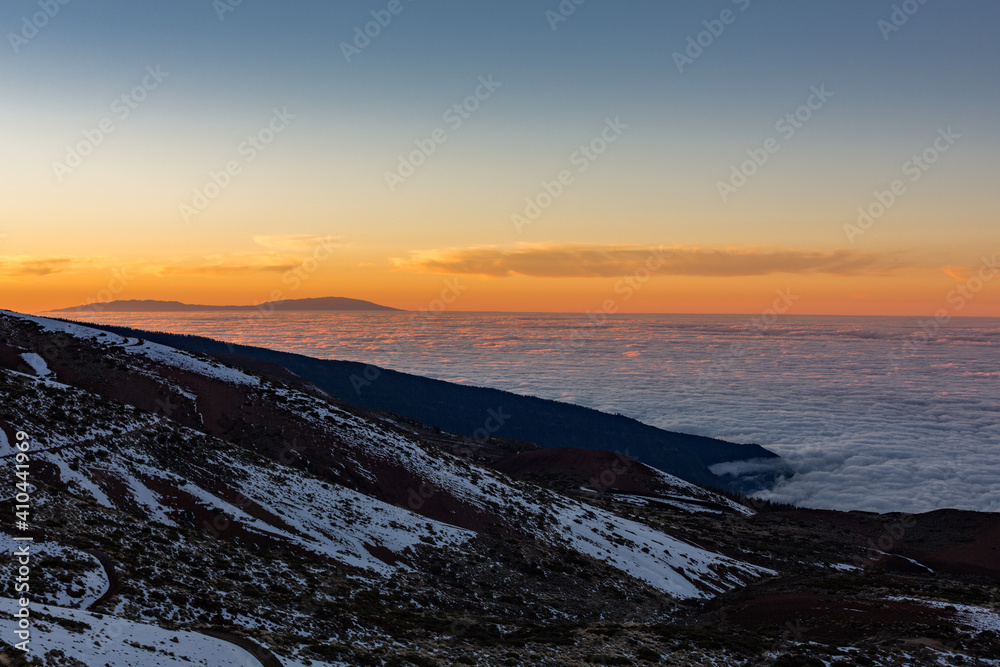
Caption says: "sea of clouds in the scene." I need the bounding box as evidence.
[67,312,1000,514]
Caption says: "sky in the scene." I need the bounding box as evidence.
[1,0,998,315]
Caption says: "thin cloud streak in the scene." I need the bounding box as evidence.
[0,257,92,277]
[393,244,906,278]
[149,253,305,277]
[1,235,343,280]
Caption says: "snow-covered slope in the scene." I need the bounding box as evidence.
[0,534,108,609]
[647,468,757,516]
[547,497,769,597]
[4,360,768,596]
[0,598,268,666]
[45,434,477,575]
[3,310,262,386]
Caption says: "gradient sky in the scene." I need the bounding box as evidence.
[2,0,998,314]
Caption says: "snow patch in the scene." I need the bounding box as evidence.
[649,468,755,515]
[20,352,53,378]
[127,339,261,386]
[548,500,774,598]
[890,597,1000,635]
[0,598,267,666]
[2,311,260,386]
[829,562,861,572]
[0,535,107,608]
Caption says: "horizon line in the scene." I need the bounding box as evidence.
[25,308,1000,320]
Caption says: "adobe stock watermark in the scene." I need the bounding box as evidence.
[849,479,949,569]
[545,0,587,31]
[673,0,752,74]
[8,0,72,54]
[692,289,799,389]
[67,268,134,315]
[844,127,959,243]
[589,450,633,494]
[213,0,244,21]
[249,236,342,318]
[179,107,296,223]
[385,75,502,192]
[512,117,627,233]
[853,514,917,568]
[52,66,169,183]
[878,0,931,41]
[407,405,512,511]
[889,254,998,368]
[212,234,343,360]
[717,84,834,203]
[341,0,415,63]
[408,278,466,329]
[348,281,465,396]
[10,430,33,654]
[558,247,670,352]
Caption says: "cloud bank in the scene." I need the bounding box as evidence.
[392,244,902,278]
[88,312,997,513]
[151,253,304,276]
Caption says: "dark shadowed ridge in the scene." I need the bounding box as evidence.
[46,296,402,312]
[78,321,782,492]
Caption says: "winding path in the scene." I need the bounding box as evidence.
[83,548,283,666]
[82,547,119,611]
[195,629,284,667]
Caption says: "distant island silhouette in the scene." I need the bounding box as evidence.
[48,297,402,313]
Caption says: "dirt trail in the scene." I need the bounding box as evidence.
[83,547,119,610]
[196,629,284,667]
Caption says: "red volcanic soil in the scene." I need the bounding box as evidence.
[0,344,35,376]
[725,593,957,643]
[768,508,1000,581]
[494,447,660,494]
[898,510,1000,579]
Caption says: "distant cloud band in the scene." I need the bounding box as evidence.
[1,235,344,279]
[0,257,88,277]
[392,244,901,278]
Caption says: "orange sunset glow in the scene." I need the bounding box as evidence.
[1,3,996,317]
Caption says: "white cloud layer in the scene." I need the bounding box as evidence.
[65,312,1000,513]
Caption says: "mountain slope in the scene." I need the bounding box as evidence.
[2,309,997,666]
